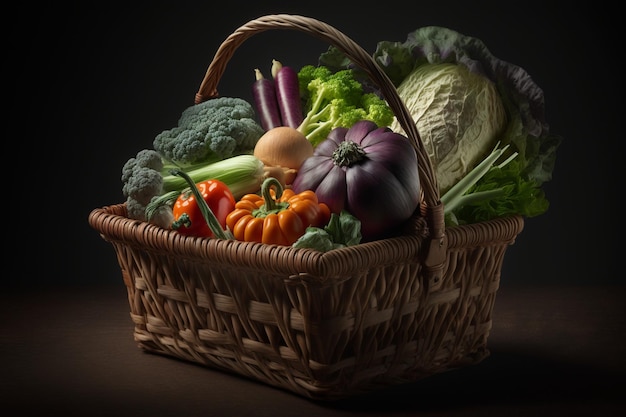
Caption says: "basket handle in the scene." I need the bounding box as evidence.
[195,14,447,286]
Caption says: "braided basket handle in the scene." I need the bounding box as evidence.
[195,14,447,282]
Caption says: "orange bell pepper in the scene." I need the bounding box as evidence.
[226,177,331,246]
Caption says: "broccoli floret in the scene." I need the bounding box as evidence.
[297,65,333,92]
[121,148,163,184]
[121,149,165,222]
[360,93,395,126]
[296,66,394,146]
[153,97,265,167]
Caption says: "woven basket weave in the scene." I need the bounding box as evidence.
[88,14,524,400]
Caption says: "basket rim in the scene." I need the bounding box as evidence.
[89,203,431,277]
[89,202,524,280]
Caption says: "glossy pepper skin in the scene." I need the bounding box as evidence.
[226,177,331,246]
[171,179,236,237]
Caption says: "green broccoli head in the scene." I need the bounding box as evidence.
[123,167,163,205]
[153,97,264,167]
[121,149,165,221]
[297,65,394,146]
[121,148,163,182]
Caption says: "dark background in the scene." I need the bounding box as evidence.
[6,1,623,416]
[26,1,617,291]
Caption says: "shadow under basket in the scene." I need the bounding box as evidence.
[88,14,525,401]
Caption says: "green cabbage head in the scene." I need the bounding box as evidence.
[391,62,507,193]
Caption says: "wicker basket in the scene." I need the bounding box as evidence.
[88,14,524,401]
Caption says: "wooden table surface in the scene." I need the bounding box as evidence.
[2,283,624,416]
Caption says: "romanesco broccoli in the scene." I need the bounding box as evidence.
[296,65,394,146]
[153,97,265,168]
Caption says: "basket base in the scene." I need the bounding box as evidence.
[133,333,490,401]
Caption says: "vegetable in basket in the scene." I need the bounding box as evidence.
[271,59,304,129]
[292,210,362,252]
[319,27,562,225]
[225,177,331,246]
[253,126,314,185]
[121,148,169,225]
[295,65,395,147]
[168,169,232,240]
[251,61,313,185]
[252,68,282,131]
[153,96,265,168]
[171,178,236,238]
[291,119,420,241]
[252,60,303,131]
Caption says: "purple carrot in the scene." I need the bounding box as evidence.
[252,68,282,131]
[272,60,303,129]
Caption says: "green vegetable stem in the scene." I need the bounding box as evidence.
[441,144,514,214]
[441,143,548,226]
